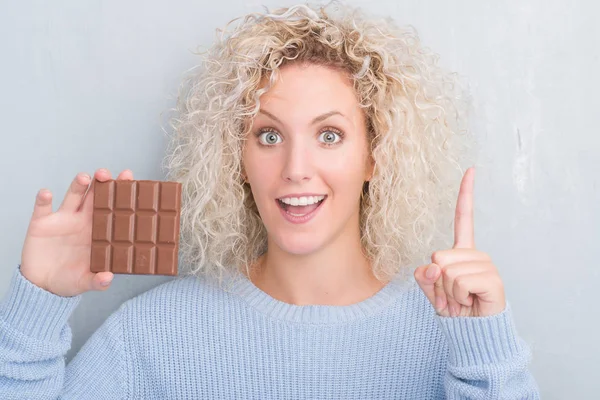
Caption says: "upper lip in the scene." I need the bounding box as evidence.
[277,193,327,199]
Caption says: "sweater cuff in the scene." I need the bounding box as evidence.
[435,302,525,368]
[0,265,81,342]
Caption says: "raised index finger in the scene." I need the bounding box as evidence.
[453,167,475,249]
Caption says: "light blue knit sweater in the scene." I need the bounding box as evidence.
[0,265,539,399]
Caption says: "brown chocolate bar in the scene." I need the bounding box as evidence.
[90,179,182,276]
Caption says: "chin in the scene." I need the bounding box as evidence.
[272,231,325,256]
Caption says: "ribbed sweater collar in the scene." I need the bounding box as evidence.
[224,272,413,324]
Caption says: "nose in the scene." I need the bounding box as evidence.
[280,138,313,183]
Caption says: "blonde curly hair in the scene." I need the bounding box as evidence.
[162,2,475,285]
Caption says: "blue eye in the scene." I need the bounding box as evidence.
[255,127,345,147]
[318,130,343,146]
[258,130,282,145]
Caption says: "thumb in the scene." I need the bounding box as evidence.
[414,263,441,307]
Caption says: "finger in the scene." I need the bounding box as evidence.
[413,263,440,307]
[453,271,504,306]
[94,168,113,182]
[116,169,134,180]
[453,272,506,317]
[58,173,93,213]
[431,248,490,267]
[452,272,496,312]
[80,168,114,214]
[441,261,491,297]
[453,167,475,249]
[451,273,478,307]
[32,189,53,219]
[433,272,448,315]
[444,288,461,318]
[441,261,490,317]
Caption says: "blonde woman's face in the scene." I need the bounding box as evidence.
[242,63,373,256]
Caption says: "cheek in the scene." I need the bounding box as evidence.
[320,151,369,191]
[243,147,278,182]
[247,176,272,208]
[243,154,278,212]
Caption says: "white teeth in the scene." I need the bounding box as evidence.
[279,195,325,206]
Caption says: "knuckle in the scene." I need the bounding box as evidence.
[413,266,422,280]
[431,250,444,265]
[430,251,438,263]
[454,275,465,289]
[493,273,504,289]
[441,266,453,280]
[489,262,499,273]
[476,251,492,262]
[479,261,495,273]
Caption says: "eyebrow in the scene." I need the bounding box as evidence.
[259,109,345,125]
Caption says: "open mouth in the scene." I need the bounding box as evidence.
[276,195,327,217]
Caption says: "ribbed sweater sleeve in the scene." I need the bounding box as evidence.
[435,303,540,399]
[0,266,127,400]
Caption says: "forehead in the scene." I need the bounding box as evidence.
[257,63,362,120]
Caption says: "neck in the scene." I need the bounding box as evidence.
[248,223,388,306]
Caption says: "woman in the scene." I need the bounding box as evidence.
[0,3,539,398]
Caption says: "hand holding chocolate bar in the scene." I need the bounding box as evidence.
[19,169,134,297]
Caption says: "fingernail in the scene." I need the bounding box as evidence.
[426,264,437,280]
[101,279,112,286]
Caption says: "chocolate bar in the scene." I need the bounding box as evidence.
[90,179,182,276]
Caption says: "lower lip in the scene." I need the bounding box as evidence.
[276,197,326,224]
